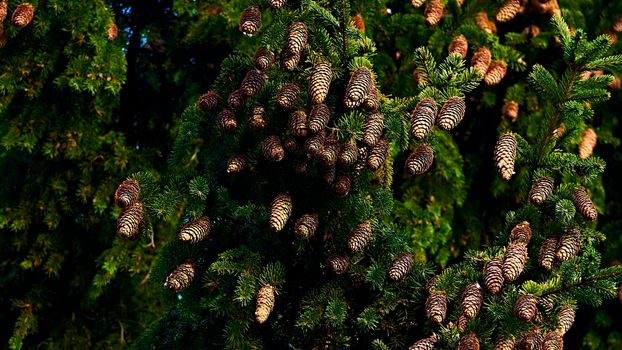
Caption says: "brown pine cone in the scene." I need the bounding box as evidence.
[11,3,34,28]
[164,259,196,292]
[309,62,332,104]
[363,82,380,112]
[227,89,246,109]
[471,47,492,77]
[367,138,389,171]
[538,237,558,271]
[457,333,480,350]
[408,334,440,350]
[269,193,293,232]
[344,67,372,108]
[276,83,300,110]
[502,241,528,282]
[338,139,358,166]
[461,282,484,319]
[493,133,517,181]
[496,0,522,23]
[107,23,118,41]
[557,305,576,335]
[295,214,319,239]
[509,221,531,244]
[436,96,466,131]
[493,336,516,350]
[288,110,308,139]
[515,294,538,321]
[178,216,211,243]
[410,97,437,139]
[475,12,496,34]
[198,91,220,112]
[425,291,447,324]
[253,48,276,71]
[405,144,434,175]
[305,132,325,156]
[218,109,238,132]
[227,153,247,173]
[255,284,276,324]
[308,104,331,133]
[578,127,597,159]
[347,220,373,253]
[502,100,519,121]
[333,174,352,197]
[249,105,267,129]
[520,329,544,350]
[262,135,284,162]
[388,253,414,281]
[424,0,444,26]
[556,228,582,262]
[529,176,554,205]
[326,255,350,275]
[117,200,144,240]
[542,331,563,350]
[572,187,598,221]
[239,6,261,36]
[483,257,504,294]
[240,69,265,97]
[114,178,140,208]
[484,61,508,85]
[362,113,384,147]
[448,35,468,58]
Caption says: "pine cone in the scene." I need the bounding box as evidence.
[269,0,287,9]
[333,174,352,197]
[253,48,276,71]
[164,259,195,292]
[483,257,504,294]
[449,35,468,58]
[425,291,447,324]
[484,61,508,85]
[458,333,480,350]
[494,133,517,181]
[288,110,308,139]
[515,294,538,321]
[367,138,389,171]
[388,253,414,281]
[538,237,558,271]
[471,47,492,77]
[410,97,437,139]
[493,337,516,350]
[424,0,444,26]
[305,132,325,156]
[114,178,140,208]
[363,82,380,111]
[308,104,331,133]
[556,228,582,262]
[269,193,293,232]
[117,200,144,240]
[408,335,439,350]
[614,16,622,33]
[362,112,384,147]
[557,305,575,335]
[347,220,373,253]
[295,214,319,239]
[411,0,426,9]
[240,69,265,97]
[502,241,528,282]
[0,1,7,22]
[456,313,469,333]
[405,144,434,175]
[227,89,246,109]
[276,83,300,110]
[262,135,285,162]
[255,284,276,324]
[578,127,597,159]
[218,109,238,132]
[352,13,365,31]
[107,23,118,41]
[542,331,563,350]
[249,105,267,129]
[318,137,340,166]
[326,255,350,275]
[520,329,544,350]
[283,22,307,70]
[198,91,220,112]
[502,100,519,121]
[309,62,332,104]
[461,283,483,319]
[437,96,466,131]
[510,221,531,244]
[475,12,496,34]
[338,139,359,166]
[529,176,554,205]
[496,0,522,22]
[178,216,211,243]
[344,67,372,108]
[572,187,598,221]
[239,6,261,36]
[227,153,246,173]
[11,3,34,28]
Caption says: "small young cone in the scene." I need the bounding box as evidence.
[333,174,352,197]
[318,138,340,166]
[448,35,468,58]
[475,12,496,34]
[538,237,558,270]
[284,22,308,56]
[227,153,246,173]
[494,133,517,181]
[457,333,480,350]
[255,284,276,324]
[520,329,544,350]
[461,283,484,319]
[572,187,598,221]
[347,220,373,253]
[117,200,144,240]
[529,176,554,205]
[405,144,434,175]
[198,91,220,112]
[227,89,246,109]
[218,109,238,132]
[471,47,492,77]
[115,178,140,208]
[408,335,439,350]
[308,104,331,133]
[362,112,384,147]
[510,221,532,244]
[578,127,597,159]
[178,216,211,243]
[483,257,504,294]
[344,67,372,108]
[288,110,308,139]
[240,69,265,97]
[363,82,380,111]
[557,305,576,335]
[239,6,261,36]
[556,228,582,262]
[496,0,521,22]
[484,61,508,85]
[388,253,414,281]
[502,100,519,121]
[410,97,437,139]
[411,0,426,8]
[338,139,358,166]
[164,259,195,293]
[309,62,332,104]
[249,105,267,129]
[305,132,325,156]
[326,255,350,275]
[276,83,300,110]
[367,138,389,171]
[107,23,118,41]
[424,0,444,26]
[437,96,466,131]
[295,214,319,239]
[425,291,447,324]
[253,48,276,71]
[269,0,287,9]
[515,294,538,321]
[352,13,365,31]
[493,337,516,350]
[270,193,293,232]
[542,331,563,350]
[502,241,528,282]
[11,3,34,28]
[262,135,285,162]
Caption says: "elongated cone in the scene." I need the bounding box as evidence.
[164,259,195,292]
[308,104,331,133]
[240,69,264,97]
[344,67,372,109]
[285,22,308,56]
[239,6,261,36]
[471,47,492,77]
[269,0,287,9]
[309,62,332,104]
[510,221,531,244]
[462,283,484,319]
[425,291,447,323]
[502,100,519,121]
[363,113,384,147]
[198,91,220,112]
[494,133,517,181]
[408,334,439,350]
[347,220,373,253]
[538,237,558,270]
[227,89,246,109]
[493,336,516,350]
[11,3,34,28]
[496,0,521,22]
[437,96,466,131]
[484,257,504,294]
[218,109,238,132]
[556,228,582,262]
[573,187,598,220]
[0,1,7,22]
[388,253,414,281]
[529,177,554,205]
[117,200,144,240]
[484,61,508,85]
[449,35,468,58]
[262,135,284,162]
[410,97,437,139]
[178,216,211,243]
[424,0,444,26]
[475,12,496,34]
[502,241,528,282]
[367,138,389,171]
[456,313,469,332]
[115,178,140,208]
[326,255,349,275]
[405,144,434,175]
[255,284,276,323]
[305,131,325,156]
[458,333,480,350]
[107,23,118,41]
[288,110,308,139]
[411,0,426,8]
[543,331,563,350]
[249,105,267,129]
[363,82,380,111]
[319,137,339,166]
[276,83,300,110]
[515,294,538,321]
[338,139,358,166]
[295,214,319,239]
[334,174,352,196]
[520,329,544,350]
[578,128,597,159]
[557,305,575,335]
[253,48,275,70]
[227,153,246,173]
[270,193,292,232]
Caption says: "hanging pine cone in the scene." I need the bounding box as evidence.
[502,241,528,282]
[305,132,325,156]
[578,127,597,159]
[424,0,444,26]
[218,109,238,132]
[515,294,538,321]
[457,333,480,350]
[269,193,292,232]
[253,48,275,71]
[262,135,285,162]
[461,282,484,319]
[456,313,469,332]
[115,178,140,208]
[471,47,492,77]
[338,139,359,166]
[308,104,331,133]
[239,6,261,36]
[520,329,544,350]
[475,12,496,34]
[319,137,340,166]
[333,174,352,197]
[351,13,365,31]
[538,237,558,271]
[367,138,389,171]
[425,291,447,324]
[107,23,118,41]
[572,187,598,221]
[309,62,332,104]
[276,83,300,110]
[326,255,350,275]
[437,96,466,131]
[344,68,372,109]
[288,110,308,139]
[255,284,276,324]
[496,0,522,22]
[405,144,434,175]
[362,112,384,147]
[178,216,211,243]
[494,133,517,181]
[483,257,504,294]
[347,220,373,253]
[249,105,267,129]
[542,331,563,350]
[295,214,319,239]
[557,305,575,335]
[282,51,301,72]
[363,82,380,111]
[484,61,508,85]
[227,153,246,173]
[614,16,622,33]
[388,253,414,281]
[198,91,220,112]
[0,1,7,22]
[410,97,437,139]
[408,334,439,350]
[227,89,246,109]
[529,176,554,205]
[502,100,519,121]
[510,221,532,244]
[240,69,265,97]
[117,200,144,240]
[493,337,516,350]
[556,228,582,262]
[283,22,308,70]
[411,0,426,8]
[164,259,195,292]
[269,0,287,9]
[11,3,34,28]
[448,34,468,58]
